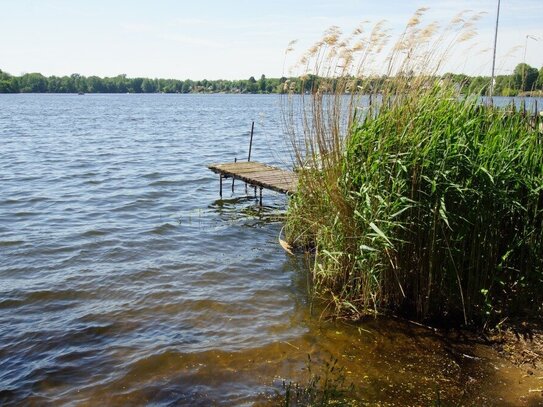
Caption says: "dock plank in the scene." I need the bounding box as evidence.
[208,161,298,194]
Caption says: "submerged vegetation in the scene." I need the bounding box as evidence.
[279,356,355,407]
[284,9,543,327]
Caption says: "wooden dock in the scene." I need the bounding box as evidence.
[208,161,297,203]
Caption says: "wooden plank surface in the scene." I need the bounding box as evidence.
[208,161,298,194]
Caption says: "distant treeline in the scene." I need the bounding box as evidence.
[1,63,542,95]
[0,71,292,94]
[444,63,543,97]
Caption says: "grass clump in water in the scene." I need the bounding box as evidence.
[279,355,356,407]
[284,10,543,326]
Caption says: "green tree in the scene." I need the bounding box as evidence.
[141,78,156,93]
[112,75,128,93]
[0,69,16,92]
[247,76,258,93]
[0,80,12,92]
[182,80,192,93]
[47,76,62,92]
[513,63,539,91]
[70,73,87,93]
[536,66,543,90]
[19,73,48,92]
[87,76,105,93]
[258,74,267,93]
[59,76,75,92]
[494,75,514,96]
[467,76,488,95]
[130,77,144,93]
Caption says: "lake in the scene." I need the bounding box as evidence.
[0,93,541,405]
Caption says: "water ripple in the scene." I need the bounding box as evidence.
[1,94,537,405]
[0,93,298,404]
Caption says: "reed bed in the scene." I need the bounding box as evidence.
[284,9,543,325]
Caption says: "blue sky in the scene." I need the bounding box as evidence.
[1,0,542,79]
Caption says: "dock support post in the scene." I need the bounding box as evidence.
[219,174,223,198]
[259,187,263,206]
[232,158,236,193]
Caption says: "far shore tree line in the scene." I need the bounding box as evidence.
[1,63,542,96]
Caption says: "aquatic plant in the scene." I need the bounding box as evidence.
[284,9,543,325]
[280,355,356,407]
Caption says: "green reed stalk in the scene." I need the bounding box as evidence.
[284,9,543,325]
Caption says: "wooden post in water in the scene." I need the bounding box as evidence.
[219,174,223,198]
[246,121,255,195]
[248,121,255,162]
[232,157,236,192]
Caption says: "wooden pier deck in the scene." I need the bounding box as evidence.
[208,161,298,201]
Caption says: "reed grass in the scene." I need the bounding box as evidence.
[284,9,543,325]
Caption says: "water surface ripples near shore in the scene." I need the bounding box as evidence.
[1,94,542,406]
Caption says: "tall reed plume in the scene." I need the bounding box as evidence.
[283,9,543,326]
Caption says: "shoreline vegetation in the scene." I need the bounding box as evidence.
[283,9,543,330]
[1,63,543,96]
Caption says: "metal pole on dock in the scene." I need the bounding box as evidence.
[246,121,255,195]
[247,121,255,162]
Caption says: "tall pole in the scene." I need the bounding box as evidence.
[489,0,501,101]
[246,121,255,195]
[247,121,255,162]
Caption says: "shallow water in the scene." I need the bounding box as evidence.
[1,94,541,406]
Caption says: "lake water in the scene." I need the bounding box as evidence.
[1,94,541,406]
